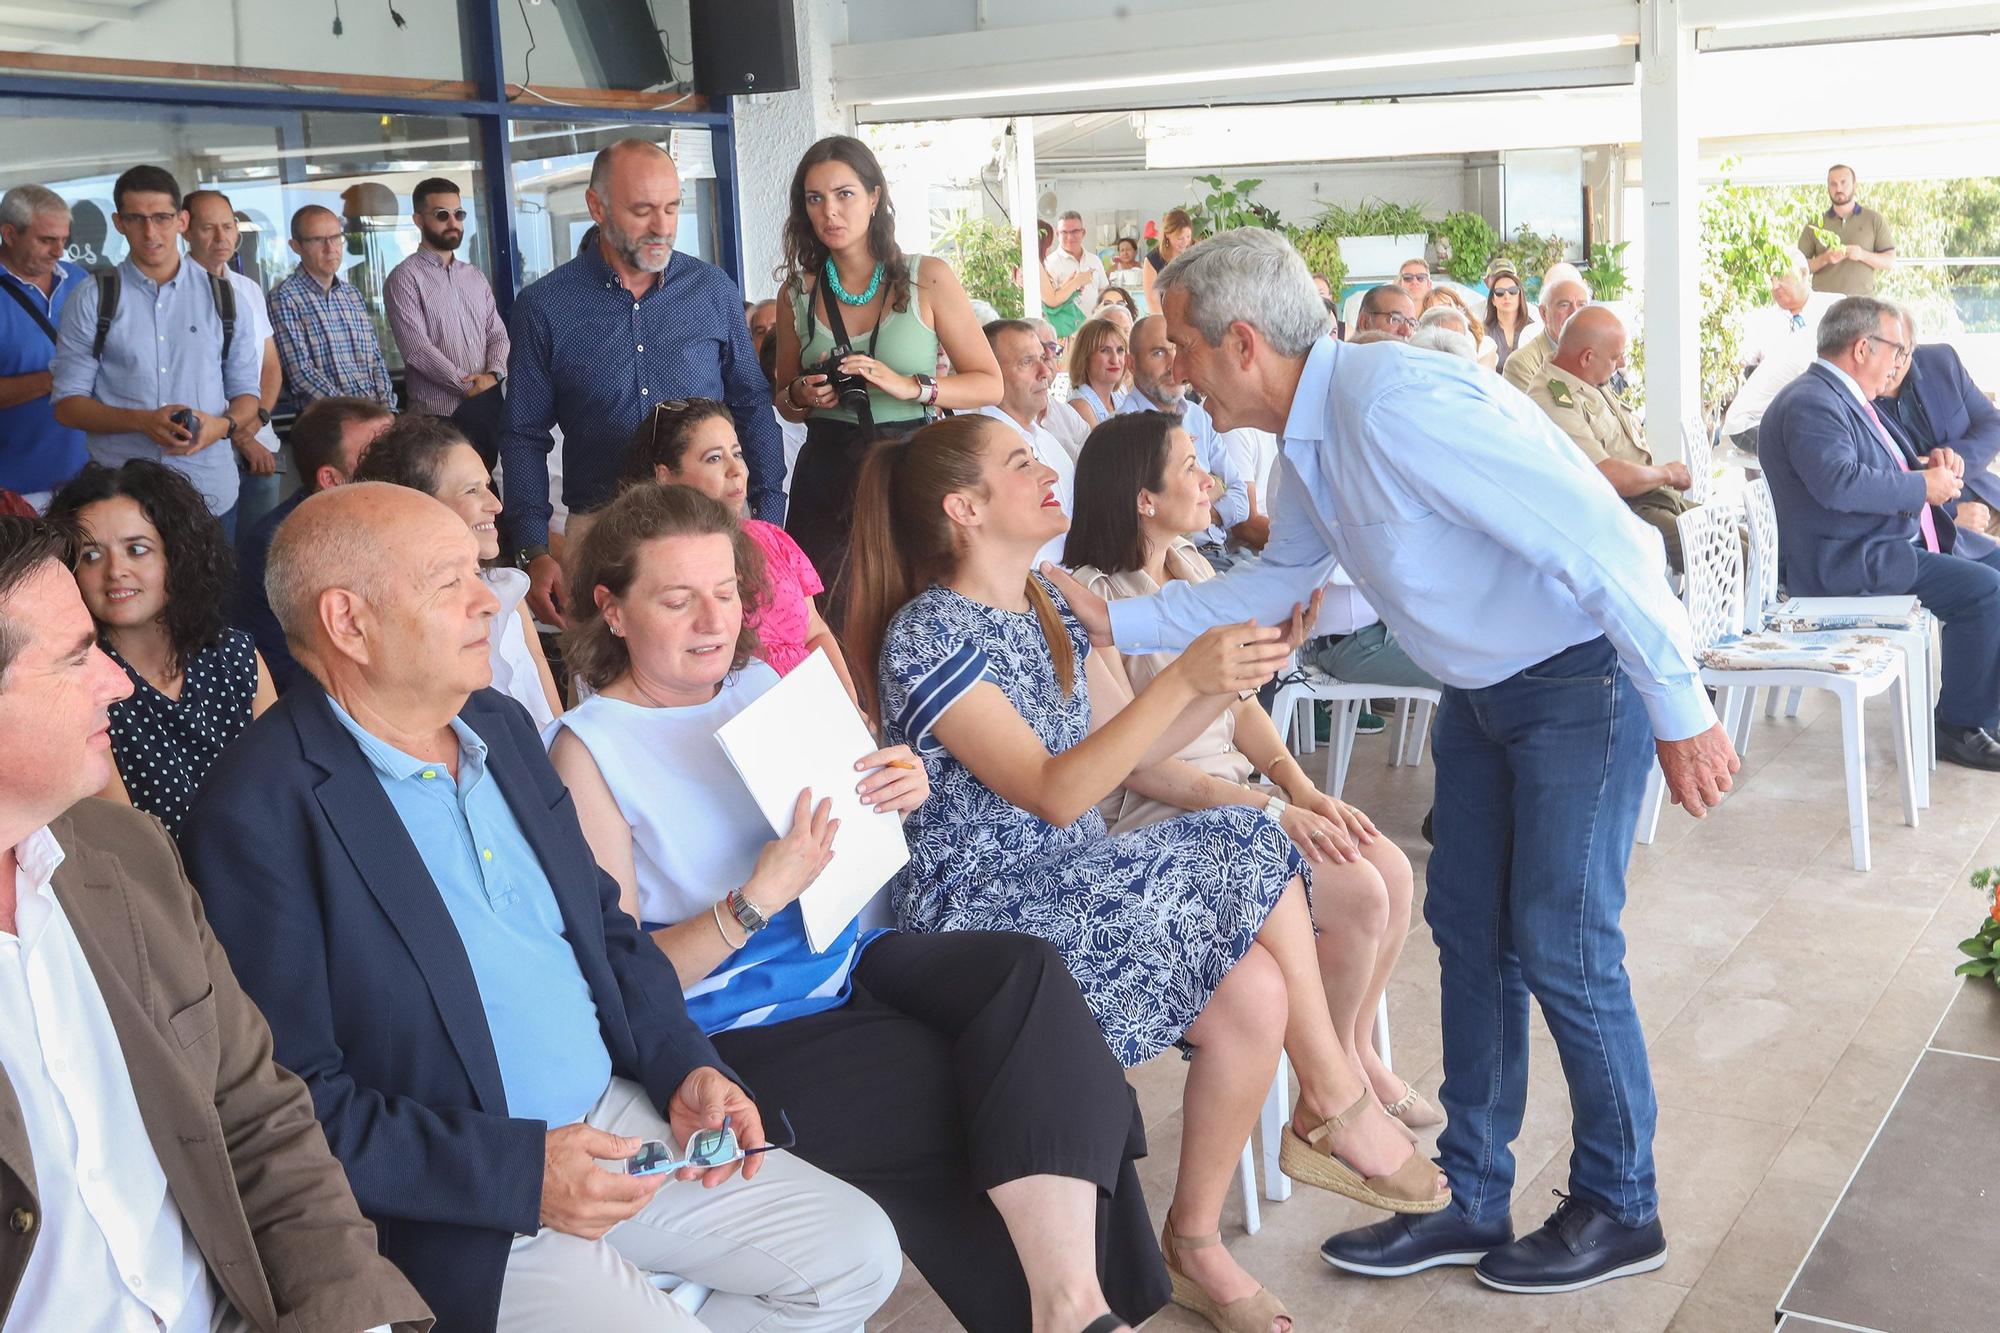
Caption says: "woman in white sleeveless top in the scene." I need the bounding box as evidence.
[351,416,561,726]
[544,482,1171,1333]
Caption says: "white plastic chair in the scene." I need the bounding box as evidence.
[1681,416,1715,506]
[1238,994,1391,1234]
[1737,476,1936,807]
[1636,503,1917,871]
[1268,660,1439,798]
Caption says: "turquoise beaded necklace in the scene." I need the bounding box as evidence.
[824,257,884,306]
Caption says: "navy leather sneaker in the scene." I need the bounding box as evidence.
[1321,1209,1513,1278]
[1473,1192,1666,1294]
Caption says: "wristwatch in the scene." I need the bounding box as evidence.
[912,372,937,407]
[727,886,770,936]
[255,406,273,426]
[514,543,549,571]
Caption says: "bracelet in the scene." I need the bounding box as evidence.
[1263,793,1290,823]
[712,900,744,950]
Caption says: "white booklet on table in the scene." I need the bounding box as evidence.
[713,649,910,953]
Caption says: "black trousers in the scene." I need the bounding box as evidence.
[783,415,925,631]
[713,931,1169,1333]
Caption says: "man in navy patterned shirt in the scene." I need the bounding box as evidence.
[502,139,783,625]
[268,205,397,411]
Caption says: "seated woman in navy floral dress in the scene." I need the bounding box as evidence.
[845,415,1448,1333]
[48,460,273,833]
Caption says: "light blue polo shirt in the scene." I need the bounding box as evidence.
[328,698,613,1127]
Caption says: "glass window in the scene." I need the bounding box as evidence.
[0,98,489,378]
[500,0,693,93]
[0,0,467,94]
[509,120,722,286]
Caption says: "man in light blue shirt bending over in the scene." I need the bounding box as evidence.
[1046,229,1739,1298]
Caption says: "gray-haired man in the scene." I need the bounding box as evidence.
[1044,227,1738,1296]
[0,185,86,506]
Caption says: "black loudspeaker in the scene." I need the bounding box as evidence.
[691,0,801,96]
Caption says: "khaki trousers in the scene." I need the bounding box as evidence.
[493,1079,901,1332]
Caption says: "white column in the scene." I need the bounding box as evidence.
[1013,116,1041,319]
[733,0,852,299]
[1639,0,1698,456]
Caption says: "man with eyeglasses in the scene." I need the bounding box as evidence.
[270,204,397,412]
[1045,211,1109,314]
[1354,285,1417,341]
[51,165,263,530]
[1501,275,1591,394]
[1032,316,1091,461]
[1760,295,2000,770]
[385,177,509,465]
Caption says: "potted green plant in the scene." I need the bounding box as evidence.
[1314,199,1433,278]
[1432,211,1498,284]
[935,212,1024,319]
[1582,241,1631,302]
[1956,864,2000,988]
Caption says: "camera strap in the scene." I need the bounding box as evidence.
[817,268,883,435]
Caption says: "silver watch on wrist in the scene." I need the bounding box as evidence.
[727,886,769,936]
[1262,793,1289,824]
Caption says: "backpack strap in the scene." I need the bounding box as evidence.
[91,270,121,360]
[208,270,236,362]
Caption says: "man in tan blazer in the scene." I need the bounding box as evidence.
[0,515,431,1333]
[1526,306,1695,572]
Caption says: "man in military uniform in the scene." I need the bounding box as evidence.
[1501,275,1591,393]
[1527,305,1695,571]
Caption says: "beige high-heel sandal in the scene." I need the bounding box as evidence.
[1161,1217,1291,1333]
[1383,1083,1445,1131]
[1279,1091,1451,1213]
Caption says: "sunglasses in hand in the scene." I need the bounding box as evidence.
[625,1109,796,1177]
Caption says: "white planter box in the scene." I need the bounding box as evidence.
[1340,233,1428,279]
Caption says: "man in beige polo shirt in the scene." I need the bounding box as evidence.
[1800,164,1896,296]
[1527,306,1694,571]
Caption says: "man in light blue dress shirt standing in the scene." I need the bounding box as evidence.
[50,166,263,534]
[1047,230,1740,1296]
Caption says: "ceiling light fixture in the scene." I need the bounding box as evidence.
[864,33,1630,107]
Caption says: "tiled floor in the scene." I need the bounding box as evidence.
[867,691,2000,1332]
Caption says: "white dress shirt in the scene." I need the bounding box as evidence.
[1041,395,1091,462]
[979,404,1076,567]
[1722,291,1840,437]
[1107,337,1716,741]
[1044,246,1108,310]
[221,268,281,455]
[0,828,212,1333]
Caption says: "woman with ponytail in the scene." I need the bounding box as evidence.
[845,415,1448,1333]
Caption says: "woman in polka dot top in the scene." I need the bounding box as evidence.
[48,460,274,834]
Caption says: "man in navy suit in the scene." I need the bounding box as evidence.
[180,483,899,1333]
[1873,317,2000,538]
[1758,295,2000,770]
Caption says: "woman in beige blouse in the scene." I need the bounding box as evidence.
[1066,409,1439,1133]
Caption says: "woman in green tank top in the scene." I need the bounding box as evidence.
[771,135,1002,627]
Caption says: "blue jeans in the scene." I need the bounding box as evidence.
[1424,635,1658,1227]
[214,503,237,542]
[1908,546,2000,732]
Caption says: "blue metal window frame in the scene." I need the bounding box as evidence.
[0,0,741,321]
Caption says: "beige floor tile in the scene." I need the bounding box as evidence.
[874,1292,960,1332]
[1764,1041,1915,1192]
[1648,989,1862,1127]
[1698,897,1930,1013]
[1399,1272,1688,1331]
[865,1262,943,1331]
[1512,1105,1788,1288]
[1667,1175,1840,1332]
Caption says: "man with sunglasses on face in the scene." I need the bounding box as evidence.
[270,204,397,413]
[1397,258,1433,304]
[385,178,510,466]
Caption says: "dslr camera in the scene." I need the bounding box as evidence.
[804,348,874,429]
